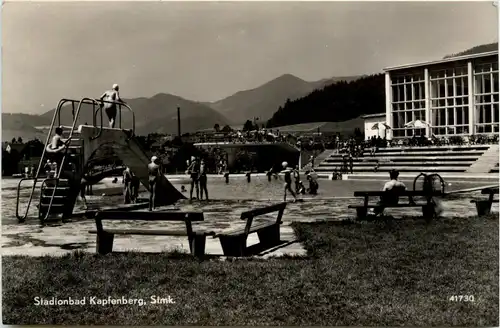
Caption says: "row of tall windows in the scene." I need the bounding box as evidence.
[391,73,425,137]
[390,61,499,137]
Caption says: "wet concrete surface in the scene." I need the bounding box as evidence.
[2,176,496,258]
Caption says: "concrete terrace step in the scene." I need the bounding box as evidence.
[374,145,491,152]
[466,144,499,174]
[319,161,474,167]
[338,172,499,181]
[323,156,479,162]
[359,151,485,157]
[315,166,467,172]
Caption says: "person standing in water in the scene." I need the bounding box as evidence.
[100,84,125,129]
[148,156,161,211]
[186,156,200,201]
[281,161,297,202]
[198,159,209,201]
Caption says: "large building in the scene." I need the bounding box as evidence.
[384,51,498,139]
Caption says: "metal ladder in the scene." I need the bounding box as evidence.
[15,97,136,224]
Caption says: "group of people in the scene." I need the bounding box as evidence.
[122,167,141,205]
[185,156,209,201]
[279,162,319,202]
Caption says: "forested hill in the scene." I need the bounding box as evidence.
[444,42,498,58]
[266,74,385,128]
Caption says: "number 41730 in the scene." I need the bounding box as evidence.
[449,295,475,302]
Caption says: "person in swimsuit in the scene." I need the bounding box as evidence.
[281,161,297,202]
[122,167,133,204]
[130,172,140,203]
[100,84,124,129]
[293,165,301,193]
[44,160,52,177]
[79,172,89,210]
[198,159,209,201]
[186,156,200,201]
[47,127,66,152]
[148,156,161,211]
[46,127,68,169]
[306,173,319,195]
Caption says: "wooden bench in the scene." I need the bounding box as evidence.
[88,210,215,258]
[213,202,287,257]
[470,187,499,216]
[348,190,443,220]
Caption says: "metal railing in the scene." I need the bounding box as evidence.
[15,97,136,223]
[16,98,71,222]
[90,99,135,140]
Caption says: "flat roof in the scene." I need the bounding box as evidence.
[384,51,498,72]
[361,113,385,119]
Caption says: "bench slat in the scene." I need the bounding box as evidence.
[353,191,443,197]
[215,221,280,237]
[240,202,287,219]
[348,204,426,209]
[96,211,204,222]
[481,188,499,195]
[89,229,215,236]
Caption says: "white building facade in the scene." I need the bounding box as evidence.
[362,113,387,140]
[384,51,499,139]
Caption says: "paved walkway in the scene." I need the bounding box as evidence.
[2,194,495,258]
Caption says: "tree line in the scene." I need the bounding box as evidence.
[265,74,385,128]
[443,43,498,59]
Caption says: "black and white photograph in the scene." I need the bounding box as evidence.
[2,1,499,325]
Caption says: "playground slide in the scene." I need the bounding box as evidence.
[78,126,186,205]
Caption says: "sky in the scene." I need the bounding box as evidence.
[2,1,498,114]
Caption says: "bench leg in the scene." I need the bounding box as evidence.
[475,200,492,216]
[356,208,368,220]
[422,205,436,221]
[188,235,207,259]
[257,224,281,247]
[96,232,114,255]
[219,236,246,257]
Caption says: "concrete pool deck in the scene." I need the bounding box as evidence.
[4,176,497,258]
[2,194,496,258]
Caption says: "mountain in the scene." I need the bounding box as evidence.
[266,74,385,128]
[444,42,498,58]
[5,72,361,140]
[208,73,360,124]
[2,113,50,142]
[39,93,230,136]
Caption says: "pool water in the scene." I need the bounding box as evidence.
[3,175,494,225]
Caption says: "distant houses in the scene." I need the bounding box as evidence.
[2,139,45,176]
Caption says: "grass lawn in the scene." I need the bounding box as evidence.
[3,214,498,325]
